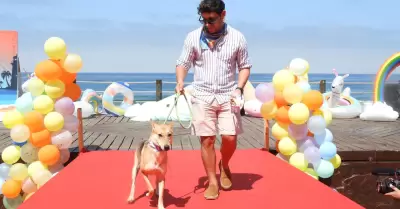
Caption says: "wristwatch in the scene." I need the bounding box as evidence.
[236,87,243,94]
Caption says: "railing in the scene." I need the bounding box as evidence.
[76,79,375,102]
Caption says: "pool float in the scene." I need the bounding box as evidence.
[322,69,362,118]
[81,89,103,114]
[102,82,134,116]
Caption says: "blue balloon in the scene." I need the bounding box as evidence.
[314,129,333,145]
[12,141,27,147]
[315,159,334,178]
[319,141,337,160]
[15,92,33,113]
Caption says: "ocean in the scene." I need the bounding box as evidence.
[2,72,400,104]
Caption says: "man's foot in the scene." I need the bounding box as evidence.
[219,160,232,190]
[204,184,219,200]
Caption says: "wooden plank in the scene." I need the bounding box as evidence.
[120,136,134,150]
[180,135,192,150]
[109,135,125,150]
[87,133,109,151]
[99,134,117,150]
[189,135,201,149]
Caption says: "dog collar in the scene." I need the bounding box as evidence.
[149,142,163,152]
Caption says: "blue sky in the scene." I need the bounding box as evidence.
[0,0,399,73]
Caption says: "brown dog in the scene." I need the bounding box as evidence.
[127,120,173,209]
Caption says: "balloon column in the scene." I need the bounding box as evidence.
[255,58,341,180]
[1,37,83,206]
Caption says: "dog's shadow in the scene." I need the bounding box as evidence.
[144,189,190,208]
[194,173,263,193]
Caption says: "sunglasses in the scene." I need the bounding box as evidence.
[198,16,220,24]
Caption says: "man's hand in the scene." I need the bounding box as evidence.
[231,88,242,100]
[230,88,243,106]
[385,185,400,200]
[175,82,185,95]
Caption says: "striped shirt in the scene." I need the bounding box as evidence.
[176,25,252,104]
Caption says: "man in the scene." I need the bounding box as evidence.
[175,0,251,200]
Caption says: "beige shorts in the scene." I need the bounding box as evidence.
[190,97,243,136]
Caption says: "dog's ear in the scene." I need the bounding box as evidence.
[169,121,174,127]
[150,119,156,130]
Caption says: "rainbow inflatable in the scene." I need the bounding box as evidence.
[102,82,134,116]
[373,52,400,102]
[81,89,103,114]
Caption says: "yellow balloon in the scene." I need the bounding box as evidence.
[28,161,47,177]
[44,112,64,132]
[27,78,45,96]
[33,95,54,114]
[44,37,67,60]
[45,79,65,99]
[271,122,288,140]
[288,103,310,125]
[260,101,277,120]
[289,58,309,76]
[63,54,83,73]
[305,168,319,180]
[330,154,342,169]
[272,70,295,92]
[2,110,24,129]
[283,83,303,104]
[1,145,21,165]
[322,108,332,125]
[31,169,52,186]
[278,137,297,156]
[24,192,35,202]
[9,163,29,181]
[289,152,308,171]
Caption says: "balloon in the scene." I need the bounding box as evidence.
[24,111,45,132]
[330,154,342,169]
[278,137,297,156]
[1,146,21,165]
[31,169,52,186]
[59,68,77,84]
[289,152,308,171]
[319,142,337,160]
[288,123,308,140]
[33,95,54,114]
[20,143,39,163]
[297,136,318,152]
[59,149,71,164]
[3,195,23,209]
[321,108,332,125]
[302,90,323,111]
[304,168,319,180]
[260,101,277,120]
[34,60,62,81]
[10,124,30,143]
[29,129,51,148]
[44,37,67,60]
[24,192,35,202]
[63,115,79,132]
[274,91,288,108]
[283,83,303,104]
[314,128,333,145]
[255,83,275,103]
[9,163,28,181]
[315,160,334,178]
[307,115,326,134]
[27,78,45,96]
[272,69,295,92]
[63,83,81,101]
[44,112,64,132]
[296,81,311,93]
[276,153,289,162]
[63,54,83,73]
[27,161,47,177]
[38,145,60,166]
[275,106,290,125]
[288,103,309,125]
[0,164,11,179]
[45,79,65,99]
[289,58,309,76]
[2,179,22,198]
[22,178,37,194]
[2,110,24,129]
[51,130,74,149]
[271,122,288,140]
[304,146,321,165]
[48,162,64,174]
[15,93,33,113]
[55,97,75,115]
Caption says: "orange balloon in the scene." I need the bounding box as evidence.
[302,90,323,111]
[24,111,45,132]
[2,179,22,198]
[275,106,291,125]
[29,129,51,147]
[260,101,277,120]
[34,60,62,81]
[63,83,81,101]
[274,91,288,108]
[38,145,61,166]
[59,68,77,84]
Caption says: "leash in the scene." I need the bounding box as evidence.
[163,93,193,129]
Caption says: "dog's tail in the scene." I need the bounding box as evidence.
[133,140,146,176]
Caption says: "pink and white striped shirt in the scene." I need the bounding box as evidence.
[176,25,252,104]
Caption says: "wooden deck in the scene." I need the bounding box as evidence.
[1,115,399,161]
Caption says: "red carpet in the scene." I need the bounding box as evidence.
[19,150,362,209]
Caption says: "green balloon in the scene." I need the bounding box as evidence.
[3,196,23,209]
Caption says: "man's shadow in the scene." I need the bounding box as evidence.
[194,173,263,193]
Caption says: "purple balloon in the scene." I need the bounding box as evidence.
[304,146,321,165]
[297,136,318,152]
[255,83,275,103]
[55,97,75,115]
[63,115,78,132]
[288,123,308,140]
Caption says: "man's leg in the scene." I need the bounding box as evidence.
[200,136,219,193]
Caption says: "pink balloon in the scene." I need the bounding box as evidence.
[55,97,75,115]
[63,115,78,132]
[288,123,308,140]
[255,83,275,103]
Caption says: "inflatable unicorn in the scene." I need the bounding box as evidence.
[322,69,362,118]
